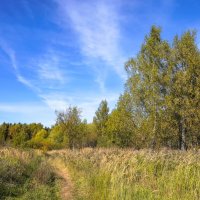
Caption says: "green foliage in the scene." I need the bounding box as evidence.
[27,129,52,150]
[125,26,172,148]
[47,125,68,148]
[0,123,44,148]
[124,26,200,149]
[106,93,136,147]
[93,100,109,146]
[84,123,97,147]
[0,26,199,150]
[0,123,9,145]
[56,106,87,149]
[0,148,60,200]
[168,31,200,149]
[27,123,44,138]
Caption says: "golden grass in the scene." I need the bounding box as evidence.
[0,147,60,200]
[48,148,200,200]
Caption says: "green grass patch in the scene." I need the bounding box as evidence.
[52,148,200,200]
[0,148,61,200]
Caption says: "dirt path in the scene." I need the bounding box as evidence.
[49,159,74,200]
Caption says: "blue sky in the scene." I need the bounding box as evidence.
[0,0,200,126]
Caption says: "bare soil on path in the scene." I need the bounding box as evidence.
[48,156,74,200]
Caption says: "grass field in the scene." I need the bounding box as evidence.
[1,148,200,200]
[49,148,200,200]
[0,148,60,200]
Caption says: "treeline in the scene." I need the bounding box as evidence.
[0,26,199,150]
[0,109,97,150]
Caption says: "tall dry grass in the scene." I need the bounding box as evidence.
[0,147,60,200]
[49,148,200,200]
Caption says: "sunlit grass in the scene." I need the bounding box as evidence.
[0,147,60,200]
[49,148,200,200]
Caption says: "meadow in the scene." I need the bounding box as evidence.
[1,147,200,200]
[48,148,200,200]
[0,148,60,200]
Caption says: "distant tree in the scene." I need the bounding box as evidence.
[27,128,53,150]
[48,125,68,148]
[93,100,109,146]
[0,123,9,145]
[34,129,48,140]
[106,94,136,147]
[27,123,43,138]
[85,123,97,147]
[8,124,26,146]
[56,106,86,149]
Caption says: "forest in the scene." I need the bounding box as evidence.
[0,26,199,151]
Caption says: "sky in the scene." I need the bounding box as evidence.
[0,0,200,127]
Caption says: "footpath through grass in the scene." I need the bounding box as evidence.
[0,148,61,200]
[2,148,200,200]
[49,148,200,200]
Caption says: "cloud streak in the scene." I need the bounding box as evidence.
[0,0,128,125]
[0,39,38,91]
[0,39,18,70]
[37,53,66,84]
[55,0,127,84]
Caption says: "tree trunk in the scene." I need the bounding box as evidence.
[179,118,186,150]
[152,112,157,149]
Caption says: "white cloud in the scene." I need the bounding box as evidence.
[79,92,118,121]
[0,39,39,91]
[17,74,40,92]
[40,93,69,111]
[0,2,124,124]
[0,103,48,114]
[55,0,127,83]
[37,53,66,84]
[39,91,119,122]
[0,39,18,70]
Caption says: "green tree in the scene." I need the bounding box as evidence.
[168,31,200,150]
[9,124,29,147]
[85,123,97,147]
[26,123,43,138]
[56,106,86,149]
[106,93,136,147]
[125,26,171,148]
[48,125,68,148]
[0,123,9,145]
[93,100,109,146]
[34,129,48,141]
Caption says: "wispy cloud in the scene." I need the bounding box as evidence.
[0,0,129,125]
[0,103,48,114]
[0,39,38,91]
[55,0,127,88]
[40,91,119,122]
[21,0,34,19]
[40,93,69,111]
[0,39,18,70]
[0,39,68,109]
[37,52,67,86]
[17,74,40,92]
[78,92,119,121]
